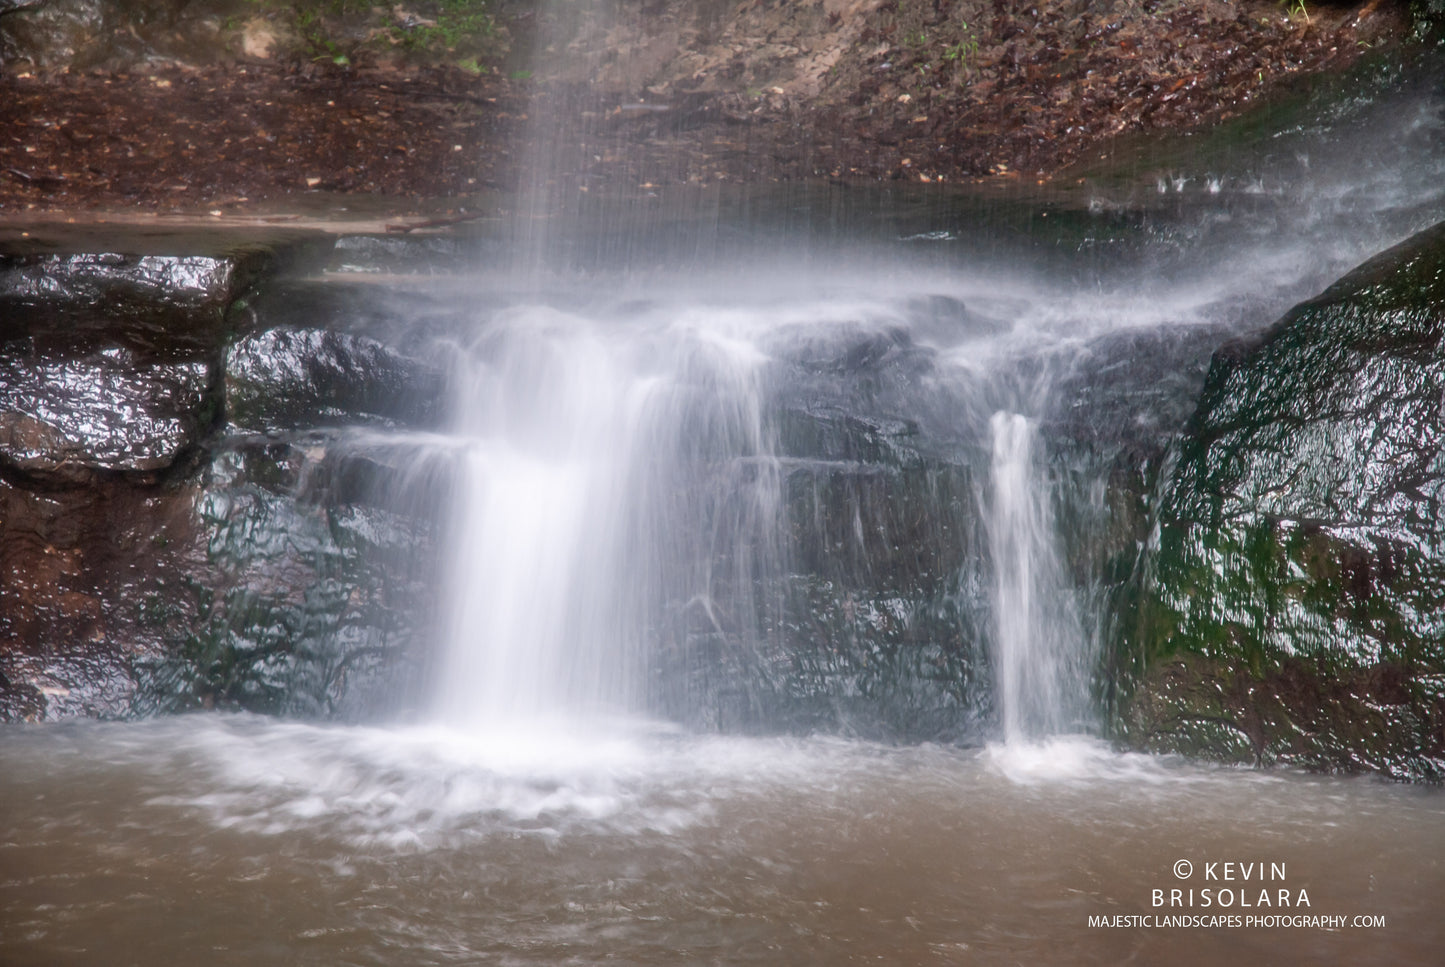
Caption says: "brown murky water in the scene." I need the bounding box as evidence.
[2,715,1440,965]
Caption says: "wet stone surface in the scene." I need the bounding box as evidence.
[649,307,998,740]
[0,247,280,483]
[0,236,441,723]
[0,469,202,721]
[131,439,440,721]
[0,252,266,351]
[1118,220,1445,780]
[227,327,443,432]
[0,346,216,481]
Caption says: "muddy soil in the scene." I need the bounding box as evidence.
[0,0,1413,216]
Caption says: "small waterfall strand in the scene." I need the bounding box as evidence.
[986,411,1086,743]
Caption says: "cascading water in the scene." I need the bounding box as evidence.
[428,289,1103,741]
[985,411,1085,743]
[433,304,782,729]
[434,311,637,727]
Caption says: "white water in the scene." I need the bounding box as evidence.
[435,312,638,727]
[987,412,1085,742]
[426,288,1121,740]
[434,305,780,729]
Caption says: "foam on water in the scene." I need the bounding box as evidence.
[2,717,1195,855]
[981,735,1184,786]
[15,715,895,849]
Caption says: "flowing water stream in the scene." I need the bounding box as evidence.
[4,47,1445,966]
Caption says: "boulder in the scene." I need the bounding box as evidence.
[0,251,266,351]
[0,0,233,71]
[1116,221,1445,780]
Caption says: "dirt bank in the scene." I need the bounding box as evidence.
[0,0,1413,216]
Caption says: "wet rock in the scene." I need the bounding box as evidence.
[0,667,45,722]
[770,319,976,464]
[662,573,988,740]
[0,434,440,724]
[0,344,217,483]
[0,470,201,721]
[758,463,984,738]
[0,248,289,363]
[0,0,234,71]
[0,235,436,724]
[784,461,974,597]
[227,327,443,431]
[654,314,992,739]
[1116,221,1445,781]
[0,238,339,483]
[1042,321,1240,610]
[1046,323,1234,463]
[0,252,235,307]
[776,407,924,466]
[901,294,1010,347]
[130,438,440,721]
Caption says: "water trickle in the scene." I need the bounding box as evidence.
[986,411,1086,743]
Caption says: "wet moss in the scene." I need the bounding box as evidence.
[1116,221,1445,781]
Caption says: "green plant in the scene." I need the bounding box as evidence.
[394,0,495,53]
[238,0,498,67]
[941,25,979,73]
[1281,0,1310,21]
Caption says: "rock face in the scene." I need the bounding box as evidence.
[6,217,1444,783]
[133,437,440,721]
[0,236,442,723]
[0,250,275,485]
[0,0,234,71]
[625,310,989,740]
[1117,221,1445,781]
[227,327,442,431]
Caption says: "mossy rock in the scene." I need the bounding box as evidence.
[1117,221,1445,781]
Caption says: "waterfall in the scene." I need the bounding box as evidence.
[986,411,1085,743]
[433,311,633,728]
[432,306,780,729]
[428,296,1103,737]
